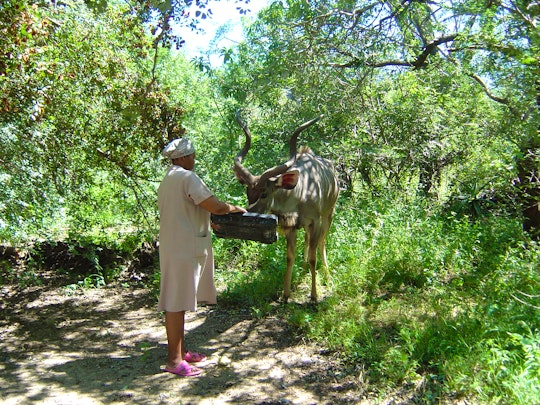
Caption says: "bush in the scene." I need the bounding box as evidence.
[259,193,539,402]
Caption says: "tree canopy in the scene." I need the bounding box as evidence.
[218,0,538,232]
[1,0,202,237]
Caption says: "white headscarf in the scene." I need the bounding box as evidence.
[162,138,195,160]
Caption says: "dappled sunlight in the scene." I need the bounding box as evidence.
[0,281,365,404]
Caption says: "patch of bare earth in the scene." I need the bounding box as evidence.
[1,272,383,405]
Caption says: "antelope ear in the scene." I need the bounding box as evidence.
[276,170,299,189]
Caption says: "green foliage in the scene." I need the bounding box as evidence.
[78,273,107,289]
[0,0,197,240]
[0,258,43,288]
[248,193,538,402]
[214,237,285,306]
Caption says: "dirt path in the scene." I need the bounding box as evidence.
[0,281,373,405]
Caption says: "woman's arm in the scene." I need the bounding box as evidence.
[198,196,246,215]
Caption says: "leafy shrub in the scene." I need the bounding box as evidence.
[265,193,538,402]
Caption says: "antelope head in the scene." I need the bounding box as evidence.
[233,111,322,212]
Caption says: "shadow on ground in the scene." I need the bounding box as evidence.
[0,278,366,405]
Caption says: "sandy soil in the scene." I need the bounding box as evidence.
[0,279,378,405]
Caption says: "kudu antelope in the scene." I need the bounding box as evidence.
[234,112,339,302]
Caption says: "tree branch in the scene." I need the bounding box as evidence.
[412,34,457,68]
[330,34,458,69]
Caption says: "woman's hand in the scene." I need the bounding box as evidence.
[230,205,246,214]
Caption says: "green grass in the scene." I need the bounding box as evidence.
[213,194,540,403]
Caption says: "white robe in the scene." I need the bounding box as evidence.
[157,165,216,312]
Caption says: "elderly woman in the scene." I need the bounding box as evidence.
[158,137,245,377]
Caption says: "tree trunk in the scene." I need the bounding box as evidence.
[516,145,540,238]
[516,79,540,239]
[418,163,435,196]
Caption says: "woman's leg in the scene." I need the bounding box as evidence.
[165,310,185,368]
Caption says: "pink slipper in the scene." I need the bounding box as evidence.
[184,351,206,363]
[164,360,202,376]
